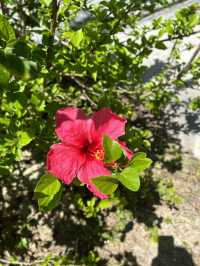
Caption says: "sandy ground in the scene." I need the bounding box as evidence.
[98,154,200,266]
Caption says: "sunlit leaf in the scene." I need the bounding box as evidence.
[117,167,140,192]
[40,0,52,6]
[0,15,16,46]
[92,176,118,195]
[65,29,84,47]
[103,135,123,163]
[129,152,152,172]
[17,131,33,148]
[98,199,113,209]
[34,174,62,212]
[34,174,61,197]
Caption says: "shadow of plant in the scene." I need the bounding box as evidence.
[133,104,183,173]
[0,169,35,257]
[45,188,111,264]
[113,251,141,266]
[0,167,114,264]
[0,104,184,265]
[0,164,162,266]
[0,85,190,265]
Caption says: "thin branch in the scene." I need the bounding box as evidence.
[66,75,97,107]
[177,43,200,79]
[140,0,189,21]
[168,39,178,63]
[47,0,59,67]
[0,0,7,15]
[0,258,44,265]
[120,30,200,46]
[51,0,59,36]
[161,30,200,42]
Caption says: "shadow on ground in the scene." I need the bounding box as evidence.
[152,236,195,266]
[1,81,198,265]
[0,108,184,265]
[133,102,183,173]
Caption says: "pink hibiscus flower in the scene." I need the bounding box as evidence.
[47,107,133,199]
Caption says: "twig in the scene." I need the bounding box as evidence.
[70,76,97,107]
[164,39,179,80]
[177,43,200,79]
[161,30,200,42]
[140,0,190,21]
[47,0,59,67]
[119,30,200,46]
[51,0,59,36]
[168,39,178,63]
[0,0,7,15]
[62,74,97,107]
[0,258,44,265]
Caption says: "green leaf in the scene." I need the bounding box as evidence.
[34,174,62,212]
[0,117,10,126]
[38,188,62,212]
[65,30,84,48]
[20,59,38,80]
[155,41,167,50]
[117,167,140,192]
[153,17,163,29]
[0,63,10,86]
[116,153,152,192]
[129,152,152,172]
[17,131,33,148]
[92,176,118,195]
[92,71,97,81]
[31,94,46,112]
[130,152,146,160]
[0,50,38,80]
[13,41,31,58]
[34,174,61,197]
[189,14,199,27]
[103,135,123,163]
[98,199,113,209]
[0,15,16,46]
[40,0,52,6]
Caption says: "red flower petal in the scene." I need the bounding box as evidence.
[48,107,131,198]
[47,144,85,184]
[78,159,111,199]
[56,107,86,127]
[56,119,93,147]
[118,141,133,160]
[92,108,126,139]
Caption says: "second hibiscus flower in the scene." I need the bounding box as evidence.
[47,107,133,199]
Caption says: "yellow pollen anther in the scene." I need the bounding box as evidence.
[94,149,104,160]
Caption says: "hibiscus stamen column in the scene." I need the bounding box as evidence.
[93,149,104,161]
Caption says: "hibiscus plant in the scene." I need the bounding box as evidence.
[1,0,200,264]
[34,107,152,211]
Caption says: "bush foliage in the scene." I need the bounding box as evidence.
[0,0,200,264]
